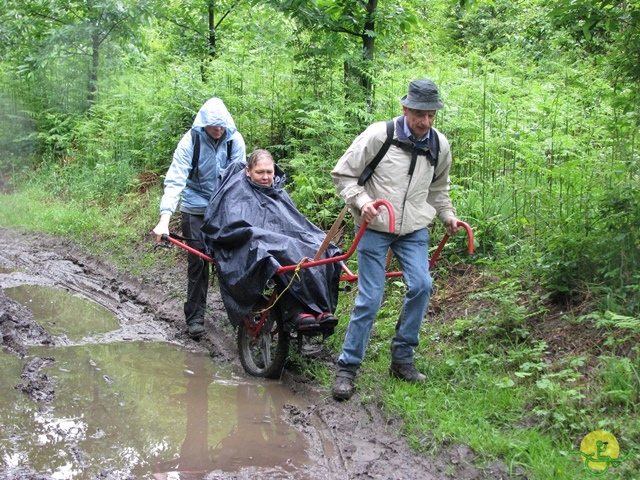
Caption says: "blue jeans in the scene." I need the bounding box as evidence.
[337,227,432,375]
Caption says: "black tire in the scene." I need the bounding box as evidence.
[237,298,289,379]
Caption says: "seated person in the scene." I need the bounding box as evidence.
[200,149,341,331]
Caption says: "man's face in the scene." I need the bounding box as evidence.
[246,158,275,186]
[204,125,224,139]
[403,106,437,139]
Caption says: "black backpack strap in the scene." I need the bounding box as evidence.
[190,131,233,181]
[430,130,440,179]
[357,119,395,186]
[356,120,441,185]
[188,129,201,180]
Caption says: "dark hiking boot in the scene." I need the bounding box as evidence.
[332,374,355,401]
[187,321,205,340]
[389,362,426,382]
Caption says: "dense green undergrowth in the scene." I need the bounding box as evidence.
[317,258,640,479]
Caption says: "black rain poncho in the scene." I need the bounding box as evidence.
[201,161,341,326]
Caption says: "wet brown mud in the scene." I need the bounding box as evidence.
[0,228,512,479]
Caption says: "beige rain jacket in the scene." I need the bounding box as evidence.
[331,117,456,236]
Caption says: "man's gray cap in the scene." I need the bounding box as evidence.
[400,79,444,110]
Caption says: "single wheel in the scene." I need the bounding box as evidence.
[237,298,289,378]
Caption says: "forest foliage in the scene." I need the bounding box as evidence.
[2,0,638,316]
[1,0,639,477]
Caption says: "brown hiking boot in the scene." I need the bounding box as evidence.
[332,374,355,401]
[389,362,426,382]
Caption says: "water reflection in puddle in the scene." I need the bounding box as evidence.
[5,285,119,341]
[1,343,310,479]
[1,285,312,479]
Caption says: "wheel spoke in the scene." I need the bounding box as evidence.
[261,334,272,367]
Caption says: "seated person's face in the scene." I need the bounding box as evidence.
[246,158,275,186]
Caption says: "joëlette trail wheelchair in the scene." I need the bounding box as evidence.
[163,200,474,379]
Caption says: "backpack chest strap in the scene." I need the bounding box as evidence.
[391,139,436,177]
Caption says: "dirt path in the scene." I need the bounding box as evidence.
[0,228,507,479]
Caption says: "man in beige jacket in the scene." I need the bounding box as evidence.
[330,79,462,400]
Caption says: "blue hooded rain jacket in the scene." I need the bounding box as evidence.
[160,98,246,216]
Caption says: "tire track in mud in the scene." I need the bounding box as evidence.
[0,228,513,480]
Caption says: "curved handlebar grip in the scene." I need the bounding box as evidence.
[429,220,474,268]
[458,221,474,255]
[370,199,395,233]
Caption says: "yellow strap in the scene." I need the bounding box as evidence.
[253,257,306,315]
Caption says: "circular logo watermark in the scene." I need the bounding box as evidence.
[571,430,635,476]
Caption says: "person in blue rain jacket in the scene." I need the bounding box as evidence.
[152,97,246,339]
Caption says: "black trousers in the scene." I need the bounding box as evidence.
[181,212,210,325]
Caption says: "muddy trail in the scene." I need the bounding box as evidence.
[0,228,510,480]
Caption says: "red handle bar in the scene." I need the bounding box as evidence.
[276,199,395,274]
[159,202,474,277]
[161,235,215,264]
[158,200,394,273]
[429,221,474,269]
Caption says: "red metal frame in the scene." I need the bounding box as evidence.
[244,295,277,338]
[274,199,474,282]
[163,236,215,263]
[162,200,474,338]
[163,199,474,282]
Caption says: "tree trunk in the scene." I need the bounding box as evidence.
[344,0,377,109]
[88,29,100,107]
[208,0,216,58]
[361,0,377,110]
[201,0,217,83]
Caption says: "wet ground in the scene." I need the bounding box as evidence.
[0,228,508,479]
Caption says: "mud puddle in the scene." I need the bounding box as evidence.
[5,284,120,342]
[1,265,315,479]
[1,342,310,479]
[0,228,507,479]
